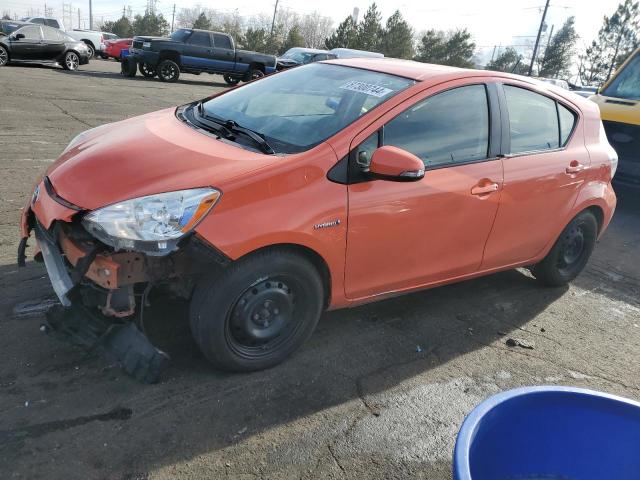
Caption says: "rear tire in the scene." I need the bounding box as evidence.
[84,42,95,59]
[532,210,598,286]
[157,59,180,83]
[62,51,80,71]
[248,67,264,81]
[139,62,156,77]
[189,249,324,372]
[223,74,240,86]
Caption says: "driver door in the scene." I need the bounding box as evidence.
[10,25,42,60]
[345,81,504,299]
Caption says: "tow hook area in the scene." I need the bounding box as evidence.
[44,303,169,383]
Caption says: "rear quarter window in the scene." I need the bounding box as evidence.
[558,103,577,146]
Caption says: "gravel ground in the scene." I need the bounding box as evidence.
[0,59,639,480]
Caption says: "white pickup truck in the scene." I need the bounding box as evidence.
[66,29,108,59]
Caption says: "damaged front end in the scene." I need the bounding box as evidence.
[19,178,229,383]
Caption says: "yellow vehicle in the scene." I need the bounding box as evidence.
[590,47,640,185]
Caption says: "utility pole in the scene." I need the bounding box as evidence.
[89,0,93,30]
[122,6,125,18]
[490,45,497,62]
[270,0,279,37]
[541,24,554,66]
[528,0,550,76]
[171,3,176,33]
[78,8,80,28]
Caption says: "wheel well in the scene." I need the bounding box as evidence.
[81,39,95,49]
[585,205,604,233]
[249,62,265,72]
[242,244,331,309]
[159,50,181,65]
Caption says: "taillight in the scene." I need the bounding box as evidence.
[599,121,618,177]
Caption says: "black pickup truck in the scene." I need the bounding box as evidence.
[128,28,277,84]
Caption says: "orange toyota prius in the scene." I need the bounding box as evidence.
[20,59,617,374]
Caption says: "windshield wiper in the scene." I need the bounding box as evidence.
[195,102,275,155]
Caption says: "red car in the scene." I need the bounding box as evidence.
[104,38,132,60]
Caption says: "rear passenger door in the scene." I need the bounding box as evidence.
[345,81,504,299]
[40,26,66,60]
[481,83,586,269]
[182,31,213,69]
[211,33,236,72]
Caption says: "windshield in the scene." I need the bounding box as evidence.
[602,51,640,101]
[200,63,414,154]
[281,50,315,63]
[170,28,191,42]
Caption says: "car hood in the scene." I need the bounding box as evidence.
[46,108,281,211]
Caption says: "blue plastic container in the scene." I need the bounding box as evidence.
[454,386,640,480]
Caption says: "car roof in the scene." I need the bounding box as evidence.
[324,57,478,81]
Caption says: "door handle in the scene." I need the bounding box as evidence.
[471,182,499,195]
[565,161,585,174]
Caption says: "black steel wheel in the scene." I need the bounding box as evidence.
[190,249,324,371]
[0,46,8,66]
[139,62,156,77]
[223,74,240,86]
[157,59,180,83]
[532,210,598,286]
[63,51,80,71]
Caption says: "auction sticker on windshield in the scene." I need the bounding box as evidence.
[340,81,394,98]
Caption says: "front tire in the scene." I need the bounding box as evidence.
[157,59,180,82]
[62,51,80,71]
[532,210,598,286]
[0,45,8,66]
[139,62,156,77]
[190,249,324,372]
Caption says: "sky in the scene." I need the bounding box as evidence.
[3,0,623,66]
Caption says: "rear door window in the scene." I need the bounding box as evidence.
[188,31,211,47]
[213,33,232,49]
[504,85,560,153]
[44,19,59,28]
[383,84,490,167]
[42,26,59,41]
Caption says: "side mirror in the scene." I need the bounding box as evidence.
[14,33,25,40]
[368,146,425,181]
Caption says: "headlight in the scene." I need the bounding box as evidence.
[142,41,151,49]
[82,188,221,255]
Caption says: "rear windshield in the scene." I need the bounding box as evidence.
[200,63,414,153]
[602,52,640,101]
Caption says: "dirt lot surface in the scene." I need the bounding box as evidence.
[1,59,639,480]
